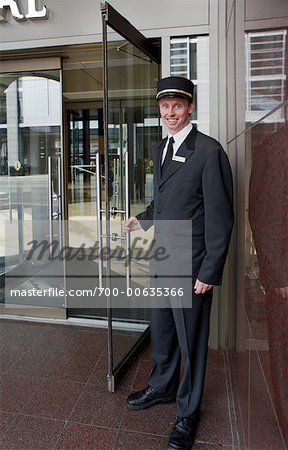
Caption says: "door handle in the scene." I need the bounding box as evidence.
[48,156,62,254]
[96,152,104,289]
[48,156,54,253]
[56,156,62,249]
[124,150,131,290]
[96,151,130,290]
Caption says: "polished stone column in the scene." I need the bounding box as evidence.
[249,123,288,443]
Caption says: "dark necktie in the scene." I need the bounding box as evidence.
[161,136,174,177]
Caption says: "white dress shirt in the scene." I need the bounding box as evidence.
[161,122,193,164]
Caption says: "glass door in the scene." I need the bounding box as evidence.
[65,105,106,318]
[101,2,161,391]
[0,66,66,318]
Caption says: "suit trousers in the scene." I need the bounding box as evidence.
[148,288,213,417]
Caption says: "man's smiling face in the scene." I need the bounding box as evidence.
[158,97,194,135]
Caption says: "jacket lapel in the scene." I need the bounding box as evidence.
[154,138,167,186]
[160,126,198,185]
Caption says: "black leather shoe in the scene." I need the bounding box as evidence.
[127,385,176,411]
[167,414,200,449]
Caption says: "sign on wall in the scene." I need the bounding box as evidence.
[0,0,48,22]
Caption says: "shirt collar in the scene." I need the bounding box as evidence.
[168,122,193,148]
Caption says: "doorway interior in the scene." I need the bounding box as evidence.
[63,16,160,386]
[1,3,161,390]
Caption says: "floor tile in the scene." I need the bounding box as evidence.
[55,422,118,449]
[0,372,43,413]
[198,368,233,447]
[196,409,233,447]
[0,414,65,450]
[0,319,18,337]
[121,402,176,436]
[87,355,108,388]
[202,367,228,403]
[247,353,286,450]
[229,348,286,449]
[88,354,131,389]
[206,349,225,370]
[139,344,151,361]
[0,319,268,450]
[0,319,31,336]
[115,430,168,449]
[6,346,63,378]
[65,328,107,358]
[0,411,18,436]
[22,378,85,420]
[132,359,152,390]
[193,444,233,449]
[70,385,129,428]
[47,352,100,383]
[118,362,139,390]
[0,328,32,351]
[0,342,24,375]
[248,404,286,449]
[27,325,77,353]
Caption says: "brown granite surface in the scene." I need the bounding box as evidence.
[248,122,288,444]
[0,318,287,449]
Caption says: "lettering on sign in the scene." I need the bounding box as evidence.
[0,0,48,22]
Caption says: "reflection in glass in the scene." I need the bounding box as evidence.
[226,21,288,446]
[247,105,288,444]
[245,30,287,122]
[0,71,64,310]
[230,26,288,445]
[105,27,159,369]
[170,36,209,134]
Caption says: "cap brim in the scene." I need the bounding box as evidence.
[155,89,193,101]
[156,92,191,100]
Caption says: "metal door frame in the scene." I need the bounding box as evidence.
[101,2,161,391]
[0,58,66,319]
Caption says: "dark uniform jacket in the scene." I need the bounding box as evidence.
[137,126,234,287]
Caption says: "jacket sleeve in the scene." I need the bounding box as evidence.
[197,147,234,285]
[136,201,154,231]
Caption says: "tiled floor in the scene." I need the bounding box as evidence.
[0,318,256,449]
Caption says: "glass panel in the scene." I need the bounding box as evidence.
[106,26,159,370]
[170,36,209,134]
[228,27,287,448]
[245,30,286,121]
[0,71,65,313]
[65,105,107,318]
[67,108,100,245]
[230,101,287,449]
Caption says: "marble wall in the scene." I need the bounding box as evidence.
[227,3,288,446]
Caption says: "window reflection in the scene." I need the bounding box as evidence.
[245,30,287,122]
[0,72,61,276]
[170,36,209,134]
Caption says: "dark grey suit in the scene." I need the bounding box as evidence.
[137,126,234,417]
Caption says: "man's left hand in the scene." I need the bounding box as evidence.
[194,279,214,295]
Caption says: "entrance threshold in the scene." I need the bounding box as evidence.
[0,313,148,332]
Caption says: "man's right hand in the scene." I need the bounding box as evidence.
[122,216,141,234]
